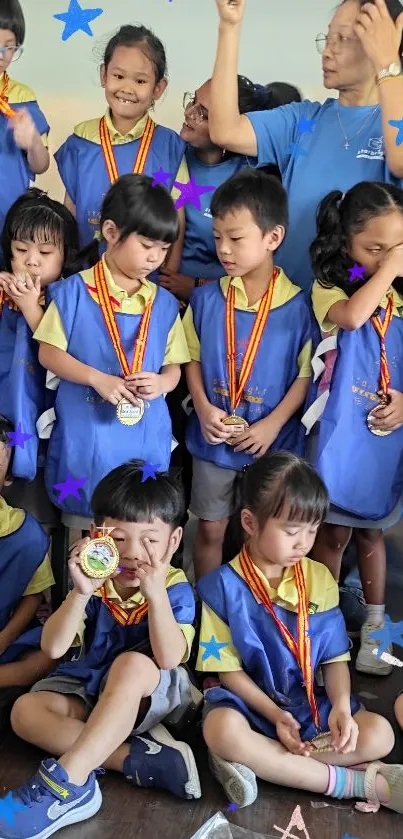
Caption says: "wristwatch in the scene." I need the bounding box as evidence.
[376,61,402,82]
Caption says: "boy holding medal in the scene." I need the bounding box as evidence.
[5,461,201,839]
[183,170,313,578]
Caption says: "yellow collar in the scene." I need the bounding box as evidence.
[96,577,145,607]
[232,552,310,609]
[86,255,155,305]
[104,109,149,142]
[220,269,300,312]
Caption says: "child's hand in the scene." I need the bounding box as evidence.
[0,271,41,310]
[328,706,359,753]
[135,537,171,602]
[0,631,8,658]
[200,404,242,445]
[159,269,195,301]
[124,371,163,400]
[233,415,281,456]
[10,109,38,152]
[275,711,312,756]
[216,0,245,25]
[368,389,403,433]
[68,537,117,596]
[91,371,141,406]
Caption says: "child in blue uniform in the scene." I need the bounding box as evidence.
[197,451,403,814]
[306,182,403,677]
[5,462,201,839]
[55,23,187,268]
[34,175,190,518]
[0,0,49,258]
[183,169,313,578]
[0,415,55,729]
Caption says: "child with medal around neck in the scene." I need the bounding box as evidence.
[183,169,313,579]
[197,451,403,814]
[308,182,403,677]
[5,462,201,839]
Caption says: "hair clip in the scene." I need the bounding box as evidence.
[140,463,161,482]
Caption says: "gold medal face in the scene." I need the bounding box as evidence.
[116,397,145,426]
[310,732,334,753]
[367,406,393,437]
[80,536,120,579]
[222,414,249,447]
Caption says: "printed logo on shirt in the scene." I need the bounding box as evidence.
[204,207,212,219]
[308,602,319,614]
[356,136,384,161]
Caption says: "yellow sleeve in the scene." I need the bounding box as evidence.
[182,305,200,361]
[297,339,312,378]
[33,301,68,351]
[23,554,55,596]
[196,603,242,672]
[179,624,196,663]
[312,281,346,335]
[163,314,191,365]
[41,133,49,148]
[170,155,190,203]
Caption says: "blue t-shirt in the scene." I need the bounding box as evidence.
[247,99,403,297]
[180,146,255,281]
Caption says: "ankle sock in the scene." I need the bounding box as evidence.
[326,765,366,800]
[365,604,385,626]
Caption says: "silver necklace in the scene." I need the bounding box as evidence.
[336,103,379,150]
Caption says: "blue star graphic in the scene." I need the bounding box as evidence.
[342,834,360,839]
[151,167,173,188]
[199,634,229,662]
[369,614,403,657]
[54,0,103,42]
[226,803,239,812]
[0,793,26,826]
[140,463,161,482]
[52,473,88,503]
[388,116,403,146]
[286,142,308,160]
[297,116,317,136]
[6,423,33,450]
[173,176,215,211]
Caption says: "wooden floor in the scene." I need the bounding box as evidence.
[1,523,403,839]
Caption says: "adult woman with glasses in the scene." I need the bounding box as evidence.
[209,0,403,298]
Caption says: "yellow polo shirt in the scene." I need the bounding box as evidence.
[3,73,49,146]
[0,498,54,596]
[183,271,312,376]
[312,281,403,335]
[33,256,191,365]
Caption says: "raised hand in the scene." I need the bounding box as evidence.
[216,0,245,26]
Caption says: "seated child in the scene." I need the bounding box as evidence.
[183,169,313,579]
[0,414,55,727]
[197,451,403,814]
[3,461,201,838]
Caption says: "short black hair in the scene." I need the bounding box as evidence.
[0,414,14,476]
[103,24,167,83]
[91,460,185,529]
[0,0,25,45]
[264,81,302,108]
[1,188,80,277]
[100,174,179,246]
[210,169,288,235]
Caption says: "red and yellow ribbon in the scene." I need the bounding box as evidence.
[239,545,321,732]
[94,259,152,376]
[99,115,155,184]
[99,584,148,626]
[371,294,394,399]
[0,72,17,117]
[225,269,278,413]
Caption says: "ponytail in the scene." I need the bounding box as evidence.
[310,190,351,293]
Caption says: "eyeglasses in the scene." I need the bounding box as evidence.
[0,45,23,62]
[315,33,358,55]
[183,92,209,124]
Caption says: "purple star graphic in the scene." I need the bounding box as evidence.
[226,803,239,812]
[140,463,161,482]
[173,176,215,211]
[151,167,173,187]
[6,423,34,450]
[53,473,88,503]
[348,263,366,282]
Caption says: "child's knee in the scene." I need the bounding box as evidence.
[203,707,244,751]
[395,694,403,729]
[355,527,382,546]
[319,524,351,552]
[106,651,159,686]
[11,692,40,736]
[358,712,395,758]
[198,518,227,547]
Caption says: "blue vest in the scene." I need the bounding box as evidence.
[0,101,49,263]
[311,313,403,520]
[180,148,253,281]
[186,281,313,469]
[47,579,195,697]
[0,509,49,663]
[44,274,179,516]
[197,562,359,742]
[55,124,185,247]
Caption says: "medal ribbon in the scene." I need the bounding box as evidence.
[99,115,155,184]
[239,545,321,731]
[0,72,17,117]
[225,269,278,413]
[99,584,148,626]
[94,259,152,376]
[371,294,394,398]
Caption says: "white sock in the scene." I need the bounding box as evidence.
[366,604,385,626]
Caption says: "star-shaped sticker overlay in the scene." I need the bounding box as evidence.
[173,176,215,211]
[0,793,26,826]
[348,263,366,282]
[151,168,173,188]
[297,116,317,136]
[388,115,403,146]
[342,834,360,839]
[52,473,88,503]
[199,634,229,662]
[54,0,103,42]
[140,463,161,483]
[226,803,239,812]
[286,142,308,161]
[6,423,33,450]
[369,614,403,657]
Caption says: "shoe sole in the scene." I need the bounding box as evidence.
[149,723,201,799]
[0,782,103,839]
[208,752,257,808]
[356,656,393,676]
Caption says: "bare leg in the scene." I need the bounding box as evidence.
[394,695,403,729]
[310,523,352,581]
[355,528,386,605]
[0,650,55,687]
[194,518,228,580]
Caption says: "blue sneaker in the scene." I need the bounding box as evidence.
[0,758,102,839]
[123,723,201,799]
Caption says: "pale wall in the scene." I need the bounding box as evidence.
[17,0,333,198]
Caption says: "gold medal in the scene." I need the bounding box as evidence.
[116,397,145,426]
[222,414,249,446]
[310,732,334,753]
[367,405,393,437]
[80,535,120,579]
